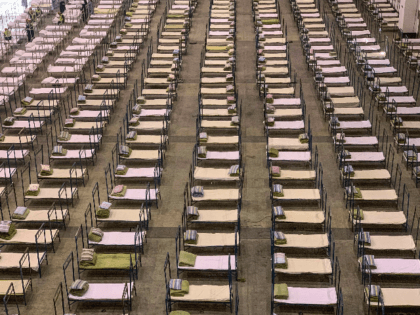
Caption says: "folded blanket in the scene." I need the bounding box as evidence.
[231,116,240,126]
[111,185,127,197]
[186,206,199,221]
[129,116,140,126]
[170,279,189,297]
[228,104,236,114]
[191,186,204,198]
[101,56,109,64]
[274,231,286,245]
[330,116,340,127]
[40,164,53,176]
[79,248,97,266]
[0,221,16,240]
[406,150,417,161]
[228,164,240,177]
[132,105,141,115]
[58,131,71,141]
[352,208,364,220]
[88,227,104,242]
[3,117,15,126]
[346,186,362,199]
[272,184,284,197]
[78,95,86,103]
[184,230,198,245]
[274,253,288,269]
[0,134,5,142]
[341,150,351,159]
[178,251,197,267]
[96,208,110,218]
[258,56,266,64]
[52,146,67,156]
[360,255,376,269]
[106,50,114,56]
[266,117,275,127]
[119,145,132,158]
[125,23,132,28]
[365,285,380,302]
[227,96,235,104]
[25,184,40,196]
[70,107,79,115]
[65,118,75,127]
[271,166,280,177]
[266,104,275,114]
[116,165,128,175]
[21,96,34,106]
[126,131,137,141]
[96,65,105,72]
[299,133,309,143]
[274,283,288,299]
[342,165,354,177]
[70,280,89,297]
[12,207,30,220]
[197,146,207,158]
[92,74,101,82]
[273,206,285,219]
[169,311,190,315]
[266,93,273,104]
[226,74,234,82]
[14,107,27,115]
[359,231,371,246]
[392,117,403,126]
[268,148,278,158]
[85,84,94,92]
[137,96,146,104]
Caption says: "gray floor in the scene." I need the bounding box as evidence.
[3,0,420,314]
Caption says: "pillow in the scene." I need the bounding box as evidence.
[227,96,235,103]
[65,118,75,127]
[169,279,182,290]
[28,184,40,192]
[80,248,95,261]
[112,185,124,194]
[228,164,240,176]
[99,201,112,210]
[41,164,51,172]
[231,116,239,126]
[77,95,86,103]
[119,145,130,156]
[273,206,285,219]
[129,116,140,126]
[186,206,199,220]
[191,186,204,198]
[137,96,146,104]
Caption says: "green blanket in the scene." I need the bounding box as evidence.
[120,148,132,158]
[25,188,40,196]
[40,169,53,176]
[353,188,362,199]
[79,253,97,267]
[169,311,190,315]
[262,19,280,25]
[274,260,288,269]
[12,208,30,220]
[52,149,68,156]
[178,251,196,267]
[206,45,228,51]
[116,168,128,175]
[268,148,279,157]
[88,232,102,243]
[352,208,364,220]
[111,186,127,197]
[170,280,189,297]
[70,284,89,297]
[81,253,134,270]
[96,208,110,218]
[273,191,284,197]
[274,283,288,299]
[0,224,16,240]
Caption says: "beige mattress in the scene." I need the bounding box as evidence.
[190,210,238,223]
[268,138,309,151]
[192,189,239,201]
[276,233,329,249]
[278,210,325,224]
[275,258,332,275]
[273,189,320,200]
[194,167,239,181]
[38,168,86,179]
[123,150,159,160]
[275,170,316,180]
[171,285,230,302]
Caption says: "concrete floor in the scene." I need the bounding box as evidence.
[3,0,420,314]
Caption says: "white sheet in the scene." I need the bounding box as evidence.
[274,287,337,305]
[69,282,133,301]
